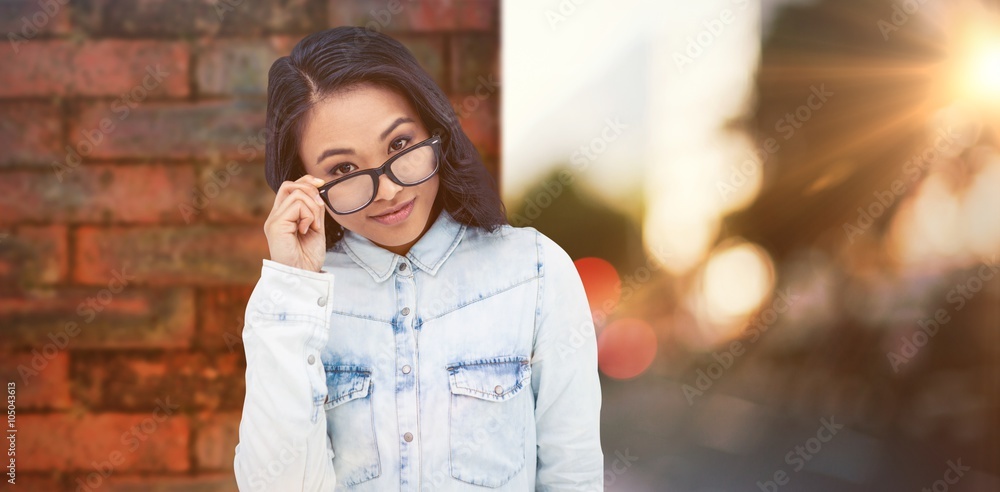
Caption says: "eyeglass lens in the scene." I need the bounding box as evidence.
[326,144,438,213]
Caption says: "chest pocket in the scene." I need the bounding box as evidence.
[324,365,380,487]
[446,355,531,488]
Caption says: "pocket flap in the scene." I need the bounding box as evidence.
[446,355,531,401]
[324,365,372,409]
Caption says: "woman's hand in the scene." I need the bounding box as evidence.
[264,175,329,272]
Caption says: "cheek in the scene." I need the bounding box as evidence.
[330,208,363,231]
[421,176,441,200]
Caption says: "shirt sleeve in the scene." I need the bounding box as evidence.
[233,258,338,491]
[531,232,605,491]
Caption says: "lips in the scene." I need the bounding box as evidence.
[372,198,414,217]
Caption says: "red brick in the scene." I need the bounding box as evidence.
[0,40,189,98]
[0,101,62,166]
[450,34,499,93]
[0,40,68,95]
[0,165,197,225]
[196,32,448,96]
[0,288,194,350]
[2,473,67,490]
[395,34,447,91]
[450,94,498,157]
[79,473,239,492]
[75,0,323,37]
[403,0,459,31]
[328,0,496,32]
[421,0,495,31]
[71,352,245,411]
[0,351,71,409]
[70,101,266,160]
[71,41,189,98]
[195,411,241,470]
[198,286,254,352]
[0,0,72,37]
[19,413,189,473]
[196,161,273,224]
[327,0,398,30]
[196,36,301,97]
[73,226,270,285]
[0,225,67,287]
[456,0,497,30]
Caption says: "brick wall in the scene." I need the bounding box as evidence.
[0,1,499,489]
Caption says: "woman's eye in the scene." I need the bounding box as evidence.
[331,163,357,175]
[389,137,410,152]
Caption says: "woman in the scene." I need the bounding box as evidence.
[233,26,603,491]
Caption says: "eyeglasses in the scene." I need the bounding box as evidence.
[317,134,442,215]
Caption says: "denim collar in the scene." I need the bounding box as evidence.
[339,207,467,283]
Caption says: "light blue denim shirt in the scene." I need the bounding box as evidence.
[233,208,604,491]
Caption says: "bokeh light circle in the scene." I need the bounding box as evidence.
[597,318,657,380]
[574,257,621,316]
[701,241,775,321]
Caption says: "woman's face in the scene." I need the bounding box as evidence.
[298,83,441,254]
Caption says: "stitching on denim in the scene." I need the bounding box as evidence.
[323,368,372,408]
[250,311,326,325]
[422,273,539,323]
[445,354,529,369]
[341,237,393,282]
[409,222,467,274]
[445,356,532,399]
[329,309,393,324]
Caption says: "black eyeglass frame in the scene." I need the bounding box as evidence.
[316,133,443,215]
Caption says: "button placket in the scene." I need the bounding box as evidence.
[392,256,420,488]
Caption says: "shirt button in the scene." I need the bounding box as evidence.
[401,307,410,316]
[403,432,413,442]
[402,365,411,374]
[317,296,327,307]
[494,385,503,395]
[307,354,316,365]
[399,263,407,271]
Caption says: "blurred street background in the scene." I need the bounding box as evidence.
[1,0,999,490]
[504,1,999,490]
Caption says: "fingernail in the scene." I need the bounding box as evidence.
[312,177,325,185]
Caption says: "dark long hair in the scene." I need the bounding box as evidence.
[264,26,508,249]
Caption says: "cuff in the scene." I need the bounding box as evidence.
[253,259,335,324]
[263,258,336,281]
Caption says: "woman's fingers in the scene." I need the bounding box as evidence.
[272,175,326,215]
[274,188,323,235]
[263,175,329,272]
[294,188,325,234]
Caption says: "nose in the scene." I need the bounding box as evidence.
[373,172,403,203]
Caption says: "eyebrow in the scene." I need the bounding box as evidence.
[380,117,414,141]
[314,116,416,166]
